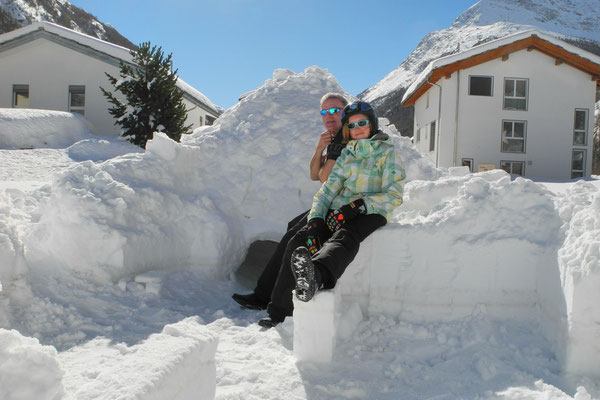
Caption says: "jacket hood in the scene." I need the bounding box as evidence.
[346,130,391,158]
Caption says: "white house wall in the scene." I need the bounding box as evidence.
[184,101,214,130]
[0,36,122,135]
[0,35,217,137]
[413,84,442,164]
[413,48,596,179]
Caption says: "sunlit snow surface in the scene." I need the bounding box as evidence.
[1,67,599,399]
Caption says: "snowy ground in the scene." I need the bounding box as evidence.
[1,68,599,399]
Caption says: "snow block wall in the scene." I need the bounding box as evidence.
[0,317,217,400]
[338,169,561,316]
[336,169,600,377]
[58,317,218,400]
[556,182,600,375]
[0,329,64,400]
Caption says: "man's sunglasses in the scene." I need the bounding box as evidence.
[320,107,341,115]
[347,119,370,130]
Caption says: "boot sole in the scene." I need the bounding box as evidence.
[291,247,316,302]
[232,294,267,310]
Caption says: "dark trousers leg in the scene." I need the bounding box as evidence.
[313,213,386,288]
[267,222,329,320]
[253,210,309,302]
[267,213,386,320]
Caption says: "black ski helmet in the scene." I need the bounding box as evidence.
[341,100,378,134]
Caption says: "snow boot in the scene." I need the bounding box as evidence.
[232,292,268,310]
[290,246,321,302]
[258,316,283,329]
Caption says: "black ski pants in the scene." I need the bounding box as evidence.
[267,213,387,321]
[253,209,309,303]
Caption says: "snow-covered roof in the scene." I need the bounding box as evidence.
[401,30,600,106]
[0,21,220,115]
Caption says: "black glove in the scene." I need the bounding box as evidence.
[306,218,329,255]
[326,143,345,161]
[326,199,367,231]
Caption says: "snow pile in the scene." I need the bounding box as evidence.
[58,317,218,400]
[0,108,95,149]
[0,329,64,400]
[67,138,142,162]
[0,66,600,398]
[22,66,438,284]
[0,316,218,400]
[555,181,600,375]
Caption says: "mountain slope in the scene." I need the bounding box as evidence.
[0,0,135,49]
[359,0,600,136]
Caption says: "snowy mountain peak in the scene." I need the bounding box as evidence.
[0,0,135,49]
[454,0,600,41]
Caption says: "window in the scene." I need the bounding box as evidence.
[429,121,436,152]
[573,109,588,146]
[469,76,493,96]
[206,115,216,125]
[501,120,526,153]
[69,85,85,115]
[571,149,586,178]
[426,93,430,109]
[503,78,528,110]
[416,127,421,143]
[500,161,524,176]
[13,84,29,107]
[462,158,473,172]
[199,116,203,126]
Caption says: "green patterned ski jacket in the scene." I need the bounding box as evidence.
[309,132,406,222]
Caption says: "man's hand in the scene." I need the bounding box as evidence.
[316,130,335,153]
[326,199,367,231]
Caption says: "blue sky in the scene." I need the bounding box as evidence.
[71,0,477,109]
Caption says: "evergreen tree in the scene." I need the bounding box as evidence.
[101,42,192,148]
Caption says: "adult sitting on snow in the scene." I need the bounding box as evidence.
[232,93,348,311]
[258,100,406,328]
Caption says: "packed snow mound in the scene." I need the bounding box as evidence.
[394,169,561,245]
[67,138,142,162]
[555,181,600,375]
[0,108,95,149]
[22,66,439,284]
[0,329,64,400]
[58,317,218,400]
[337,169,564,322]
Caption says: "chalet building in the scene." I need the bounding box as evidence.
[0,21,220,136]
[402,30,600,180]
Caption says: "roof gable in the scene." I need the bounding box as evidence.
[402,31,600,107]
